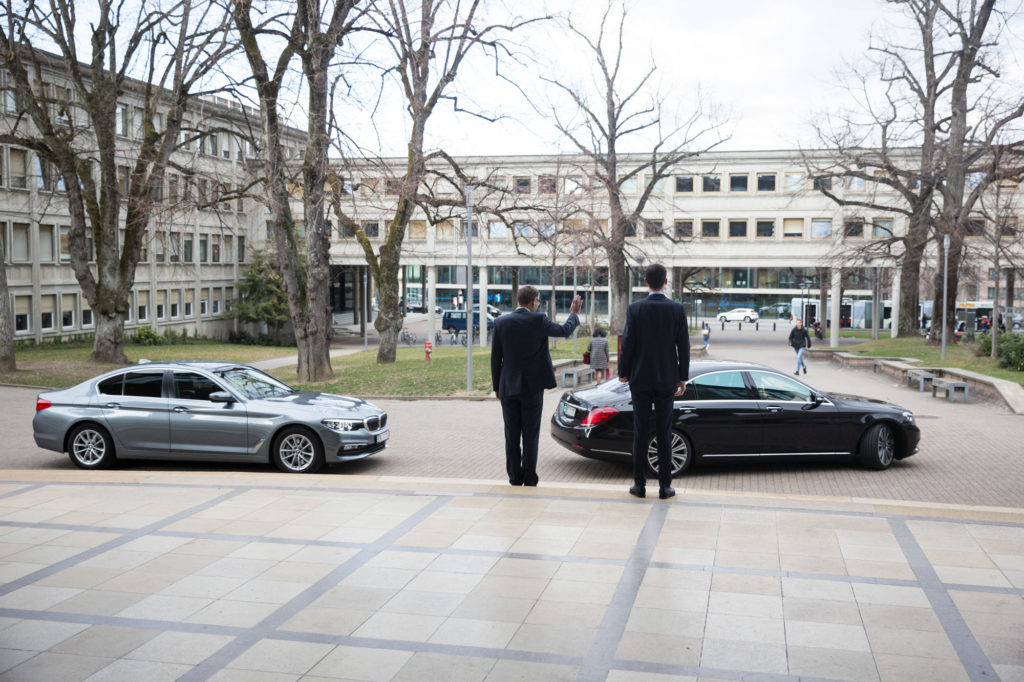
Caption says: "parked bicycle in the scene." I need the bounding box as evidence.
[400,330,418,344]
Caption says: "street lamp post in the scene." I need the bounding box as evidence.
[941,234,950,361]
[572,235,578,353]
[465,185,474,392]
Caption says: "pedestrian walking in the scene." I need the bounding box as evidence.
[701,326,710,350]
[618,263,689,500]
[587,328,610,381]
[491,286,582,486]
[789,318,812,375]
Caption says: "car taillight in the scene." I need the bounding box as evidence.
[36,398,52,412]
[580,407,618,427]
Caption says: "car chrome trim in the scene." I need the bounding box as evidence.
[702,451,849,457]
[591,448,631,455]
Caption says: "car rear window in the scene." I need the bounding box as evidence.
[691,371,751,400]
[97,375,123,396]
[123,371,164,398]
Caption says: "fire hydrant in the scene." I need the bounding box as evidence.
[424,340,432,362]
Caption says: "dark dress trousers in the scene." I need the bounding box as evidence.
[618,292,690,489]
[491,308,579,485]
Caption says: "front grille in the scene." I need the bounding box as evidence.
[364,413,387,432]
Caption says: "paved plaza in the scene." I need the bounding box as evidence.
[0,326,1022,680]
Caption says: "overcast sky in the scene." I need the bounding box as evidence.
[341,0,1023,158]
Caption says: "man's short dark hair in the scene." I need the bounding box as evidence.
[517,285,540,307]
[644,263,667,290]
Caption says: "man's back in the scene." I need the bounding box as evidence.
[619,295,689,391]
[492,309,577,397]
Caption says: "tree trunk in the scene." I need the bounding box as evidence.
[375,252,402,363]
[91,308,128,364]
[607,247,628,333]
[898,240,926,336]
[1007,268,1016,312]
[930,238,964,346]
[992,265,1000,360]
[0,235,14,372]
[295,311,333,382]
[818,268,829,328]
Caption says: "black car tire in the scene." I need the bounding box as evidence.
[859,422,896,470]
[67,423,116,470]
[646,430,694,477]
[272,426,324,474]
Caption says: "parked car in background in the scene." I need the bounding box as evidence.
[550,361,919,476]
[441,309,495,334]
[717,308,759,323]
[33,361,389,474]
[758,302,791,319]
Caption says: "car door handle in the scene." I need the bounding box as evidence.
[104,403,120,409]
[173,406,189,413]
[679,406,695,414]
[766,405,783,413]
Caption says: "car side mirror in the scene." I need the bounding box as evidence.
[209,391,236,404]
[802,392,825,410]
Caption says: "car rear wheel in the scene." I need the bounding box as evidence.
[859,423,895,470]
[67,423,116,470]
[646,430,693,477]
[272,426,324,474]
[743,316,752,322]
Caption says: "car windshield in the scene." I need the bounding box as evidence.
[217,367,295,399]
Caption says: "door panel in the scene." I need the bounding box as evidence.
[169,372,249,459]
[748,371,843,455]
[680,371,761,456]
[96,370,170,455]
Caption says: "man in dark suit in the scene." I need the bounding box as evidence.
[492,285,582,486]
[618,263,689,499]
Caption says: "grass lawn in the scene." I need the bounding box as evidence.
[0,342,297,389]
[842,335,1024,386]
[271,344,592,397]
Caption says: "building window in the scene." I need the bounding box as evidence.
[514,176,531,194]
[211,235,221,263]
[644,175,664,193]
[237,236,245,263]
[12,223,30,261]
[674,220,693,238]
[462,219,479,238]
[702,175,721,192]
[361,222,379,238]
[183,236,193,263]
[206,134,218,157]
[40,294,56,330]
[872,219,893,237]
[782,218,804,238]
[118,165,129,195]
[385,178,402,195]
[757,173,776,192]
[784,173,804,192]
[538,176,556,194]
[59,226,71,262]
[488,221,508,238]
[137,290,149,321]
[701,220,720,238]
[756,220,775,238]
[811,219,832,238]
[728,220,747,238]
[224,235,232,263]
[157,291,166,319]
[199,235,208,262]
[200,295,208,316]
[14,296,30,332]
[82,301,93,326]
[212,290,221,314]
[168,174,178,203]
[170,290,180,318]
[843,219,865,238]
[184,290,194,317]
[965,218,985,237]
[619,176,637,194]
[645,220,663,237]
[513,221,534,238]
[845,176,865,191]
[9,149,27,188]
[155,231,166,262]
[62,293,75,328]
[408,220,427,240]
[813,175,832,191]
[116,103,129,136]
[729,174,748,192]
[675,176,693,192]
[168,233,180,263]
[39,224,55,262]
[539,221,555,238]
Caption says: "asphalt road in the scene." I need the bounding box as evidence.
[4,325,1022,508]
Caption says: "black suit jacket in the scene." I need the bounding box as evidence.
[491,308,579,398]
[618,292,690,391]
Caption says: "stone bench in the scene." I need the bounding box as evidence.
[932,378,969,403]
[561,367,595,388]
[907,369,936,392]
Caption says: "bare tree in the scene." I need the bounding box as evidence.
[545,0,725,333]
[331,0,542,363]
[230,0,363,382]
[0,0,235,363]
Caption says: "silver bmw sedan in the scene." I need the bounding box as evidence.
[32,361,389,474]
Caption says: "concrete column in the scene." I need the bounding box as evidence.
[890,266,901,338]
[478,263,488,347]
[427,265,437,341]
[830,267,841,347]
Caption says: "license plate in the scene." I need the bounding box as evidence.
[562,404,576,417]
[376,431,389,444]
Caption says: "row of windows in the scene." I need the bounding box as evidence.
[12,286,234,334]
[4,222,246,266]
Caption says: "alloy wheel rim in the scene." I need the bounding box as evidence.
[72,430,105,465]
[648,433,688,475]
[877,426,895,466]
[279,434,315,471]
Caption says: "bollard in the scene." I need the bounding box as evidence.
[424,340,432,362]
[738,322,741,331]
[721,321,725,331]
[773,322,776,331]
[755,321,759,331]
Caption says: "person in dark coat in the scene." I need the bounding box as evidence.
[618,263,689,500]
[491,285,582,486]
[587,328,610,381]
[789,318,812,375]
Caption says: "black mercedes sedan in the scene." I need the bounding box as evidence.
[550,361,920,476]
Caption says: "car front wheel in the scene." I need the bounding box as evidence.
[646,430,693,477]
[272,426,324,474]
[718,316,727,322]
[859,422,896,470]
[67,423,116,469]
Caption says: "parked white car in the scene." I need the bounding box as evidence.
[717,308,759,323]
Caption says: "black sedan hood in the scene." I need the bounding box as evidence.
[827,392,908,412]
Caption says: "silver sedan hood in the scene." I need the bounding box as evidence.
[256,391,380,416]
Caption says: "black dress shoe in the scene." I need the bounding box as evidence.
[659,487,676,500]
[509,480,523,486]
[629,485,646,498]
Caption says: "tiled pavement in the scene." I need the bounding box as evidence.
[0,471,1021,681]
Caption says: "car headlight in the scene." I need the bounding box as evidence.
[322,418,363,432]
[901,411,915,424]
